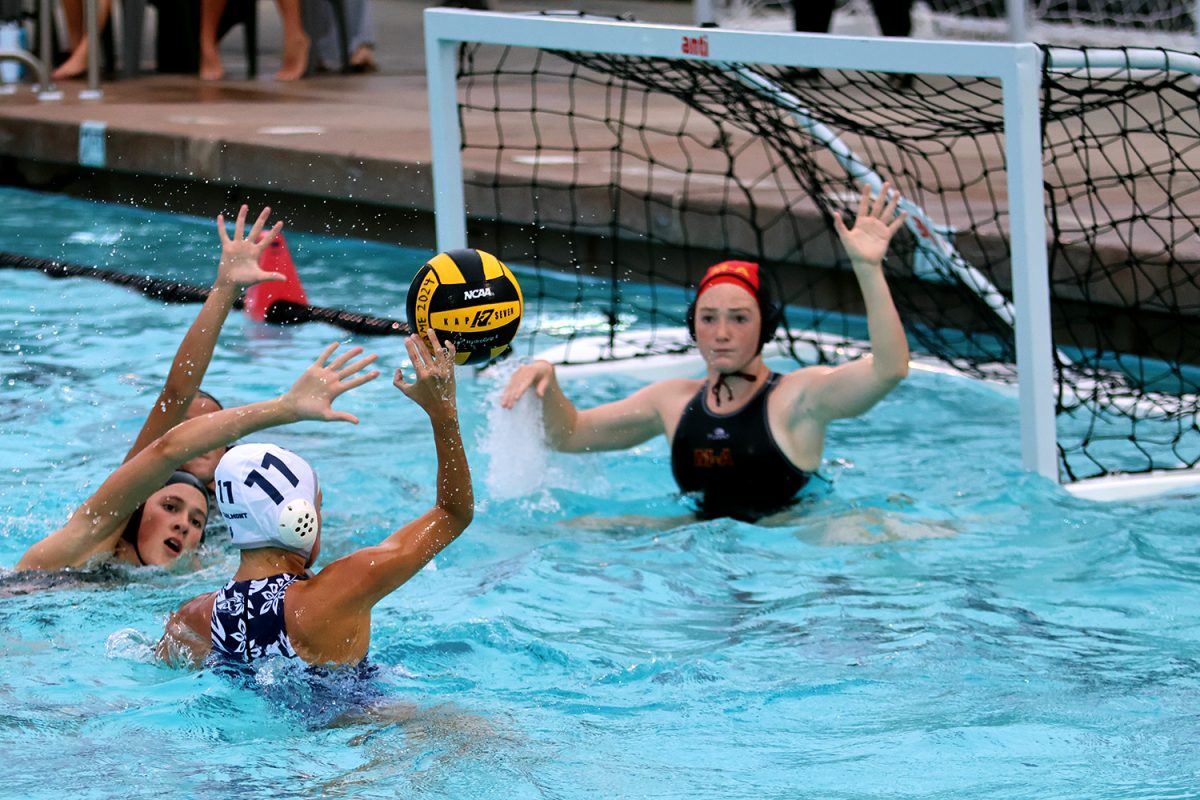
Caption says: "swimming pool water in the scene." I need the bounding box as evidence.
[2,187,1200,798]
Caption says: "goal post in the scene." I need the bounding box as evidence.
[424,8,1058,480]
[423,9,1200,497]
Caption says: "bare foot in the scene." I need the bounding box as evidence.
[52,45,89,81]
[199,46,225,81]
[275,31,310,81]
[348,44,378,73]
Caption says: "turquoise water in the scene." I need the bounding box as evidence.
[2,187,1200,798]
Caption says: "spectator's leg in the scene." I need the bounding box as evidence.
[274,0,310,80]
[868,0,914,89]
[868,0,913,37]
[793,0,835,33]
[345,0,374,72]
[199,0,228,79]
[51,0,111,79]
[302,0,329,69]
[61,0,84,50]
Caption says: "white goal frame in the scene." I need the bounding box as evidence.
[423,8,1059,483]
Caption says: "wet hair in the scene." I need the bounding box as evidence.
[192,389,224,411]
[120,471,212,564]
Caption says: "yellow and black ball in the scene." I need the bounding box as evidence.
[405,249,523,366]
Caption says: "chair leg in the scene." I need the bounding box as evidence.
[120,0,145,77]
[243,0,255,78]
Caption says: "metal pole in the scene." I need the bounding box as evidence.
[38,0,54,94]
[424,11,468,252]
[1003,44,1058,482]
[694,0,716,27]
[82,0,103,98]
[1008,0,1029,42]
[0,49,50,89]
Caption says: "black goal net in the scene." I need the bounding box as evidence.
[454,29,1200,483]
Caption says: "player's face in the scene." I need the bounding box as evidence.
[178,395,224,485]
[136,484,209,565]
[695,283,761,372]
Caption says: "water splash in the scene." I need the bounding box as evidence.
[478,387,550,501]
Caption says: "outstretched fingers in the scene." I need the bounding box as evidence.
[328,344,365,372]
[855,183,871,221]
[832,209,849,238]
[406,335,429,375]
[881,186,900,221]
[233,204,249,241]
[328,408,362,425]
[315,341,343,368]
[870,182,891,218]
[254,220,284,253]
[338,368,381,394]
[392,336,425,395]
[338,352,378,381]
[433,331,457,362]
[247,206,271,242]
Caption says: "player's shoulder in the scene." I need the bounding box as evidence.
[773,364,834,402]
[175,590,218,622]
[777,363,833,387]
[645,376,704,401]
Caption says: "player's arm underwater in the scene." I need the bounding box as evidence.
[16,343,379,571]
[123,205,286,463]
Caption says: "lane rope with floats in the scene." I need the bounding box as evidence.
[0,233,411,337]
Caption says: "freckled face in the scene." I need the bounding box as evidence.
[136,484,209,566]
[178,395,224,484]
[694,282,762,373]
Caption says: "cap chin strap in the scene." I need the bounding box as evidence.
[121,505,148,566]
[711,370,758,407]
[130,536,147,567]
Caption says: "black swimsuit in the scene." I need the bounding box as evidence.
[670,372,811,521]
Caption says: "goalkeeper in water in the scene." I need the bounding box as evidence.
[499,183,909,522]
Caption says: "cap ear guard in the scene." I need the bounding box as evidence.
[277,498,319,551]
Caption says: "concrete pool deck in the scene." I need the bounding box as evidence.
[0,0,696,247]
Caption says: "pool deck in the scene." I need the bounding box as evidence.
[0,0,696,247]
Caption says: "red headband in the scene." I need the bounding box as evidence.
[696,260,761,301]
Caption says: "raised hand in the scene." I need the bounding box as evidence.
[393,330,459,418]
[833,182,908,268]
[499,360,555,409]
[214,205,288,291]
[284,342,381,424]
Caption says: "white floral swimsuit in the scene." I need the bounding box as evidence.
[210,573,306,663]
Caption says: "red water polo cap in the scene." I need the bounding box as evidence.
[696,260,762,300]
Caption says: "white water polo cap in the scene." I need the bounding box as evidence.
[215,443,320,555]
